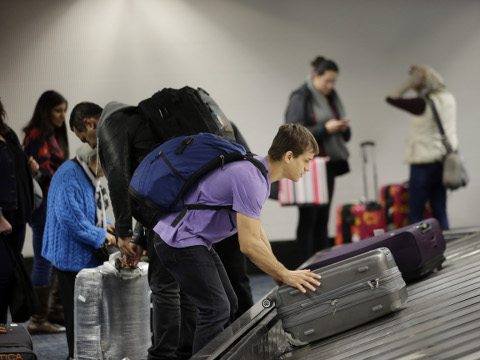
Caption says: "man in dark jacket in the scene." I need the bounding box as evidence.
[69,101,196,360]
[70,99,256,357]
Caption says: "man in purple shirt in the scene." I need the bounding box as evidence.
[153,124,322,354]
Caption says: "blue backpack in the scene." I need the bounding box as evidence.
[128,133,268,229]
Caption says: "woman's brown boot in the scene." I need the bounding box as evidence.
[48,275,65,326]
[27,286,65,334]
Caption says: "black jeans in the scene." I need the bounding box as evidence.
[57,269,77,358]
[154,234,238,355]
[214,233,253,320]
[147,230,197,360]
[0,224,26,323]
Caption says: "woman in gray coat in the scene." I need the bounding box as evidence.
[285,56,351,261]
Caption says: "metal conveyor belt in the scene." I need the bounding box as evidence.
[193,231,480,360]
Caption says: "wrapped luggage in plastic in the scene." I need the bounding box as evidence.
[74,260,150,360]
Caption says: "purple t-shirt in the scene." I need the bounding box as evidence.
[153,156,270,249]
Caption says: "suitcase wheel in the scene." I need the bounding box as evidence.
[262,298,273,308]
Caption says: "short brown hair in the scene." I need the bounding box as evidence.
[268,124,319,161]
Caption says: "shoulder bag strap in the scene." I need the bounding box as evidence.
[425,96,453,153]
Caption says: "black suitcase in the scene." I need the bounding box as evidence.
[266,248,408,346]
[0,323,38,360]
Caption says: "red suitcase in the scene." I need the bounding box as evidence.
[335,203,385,245]
[380,183,432,231]
[380,183,409,230]
[335,141,385,245]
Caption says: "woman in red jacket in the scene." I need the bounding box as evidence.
[23,90,69,333]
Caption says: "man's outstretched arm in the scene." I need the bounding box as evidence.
[236,212,321,293]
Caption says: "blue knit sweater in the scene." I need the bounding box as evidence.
[42,160,106,272]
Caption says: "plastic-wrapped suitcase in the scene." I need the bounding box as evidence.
[0,323,38,360]
[74,260,151,360]
[305,218,445,283]
[266,248,407,346]
[335,141,385,245]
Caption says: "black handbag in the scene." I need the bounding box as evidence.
[95,230,120,263]
[6,240,39,322]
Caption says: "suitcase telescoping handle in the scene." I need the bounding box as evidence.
[416,221,432,233]
[360,141,379,203]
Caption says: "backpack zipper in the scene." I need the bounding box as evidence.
[160,152,187,181]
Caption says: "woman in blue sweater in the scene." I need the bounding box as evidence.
[42,144,116,360]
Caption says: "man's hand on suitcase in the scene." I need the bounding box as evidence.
[280,269,322,293]
[118,236,142,267]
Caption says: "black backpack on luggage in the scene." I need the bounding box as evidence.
[137,86,236,144]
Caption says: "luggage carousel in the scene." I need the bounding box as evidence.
[192,229,480,360]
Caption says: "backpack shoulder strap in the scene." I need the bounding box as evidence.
[170,154,269,228]
[244,153,268,181]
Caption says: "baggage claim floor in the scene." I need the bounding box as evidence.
[22,228,480,359]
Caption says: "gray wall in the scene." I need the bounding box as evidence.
[1,0,479,257]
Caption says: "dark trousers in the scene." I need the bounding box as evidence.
[146,230,197,360]
[214,233,253,320]
[296,169,335,262]
[57,269,77,358]
[154,234,238,355]
[0,223,26,323]
[29,199,52,286]
[409,163,449,230]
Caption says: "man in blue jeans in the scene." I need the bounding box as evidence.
[153,124,323,354]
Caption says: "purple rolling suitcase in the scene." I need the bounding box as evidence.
[304,218,445,283]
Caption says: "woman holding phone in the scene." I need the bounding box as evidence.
[285,55,351,261]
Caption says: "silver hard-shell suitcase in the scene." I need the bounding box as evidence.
[267,248,408,346]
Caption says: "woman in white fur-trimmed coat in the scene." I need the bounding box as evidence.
[386,65,457,230]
